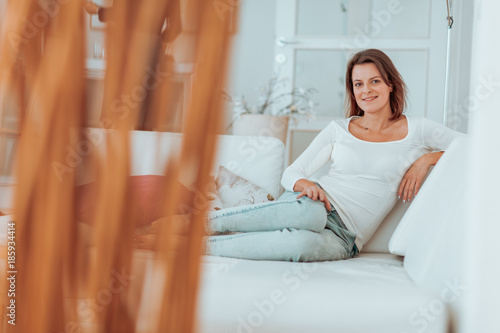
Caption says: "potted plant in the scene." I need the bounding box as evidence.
[224,75,317,144]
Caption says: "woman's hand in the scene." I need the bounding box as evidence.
[398,152,444,203]
[294,179,332,211]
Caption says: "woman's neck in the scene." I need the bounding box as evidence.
[357,112,398,132]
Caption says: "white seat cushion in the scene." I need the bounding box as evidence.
[197,254,448,333]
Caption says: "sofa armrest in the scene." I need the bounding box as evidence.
[389,137,468,291]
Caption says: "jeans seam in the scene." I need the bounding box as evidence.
[207,199,304,221]
[208,232,256,242]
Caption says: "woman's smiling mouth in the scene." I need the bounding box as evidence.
[363,96,378,101]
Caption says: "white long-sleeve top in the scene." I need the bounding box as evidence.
[281,116,465,250]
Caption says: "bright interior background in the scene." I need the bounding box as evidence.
[0,0,476,210]
[224,0,473,163]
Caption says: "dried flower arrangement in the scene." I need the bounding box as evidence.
[224,74,317,130]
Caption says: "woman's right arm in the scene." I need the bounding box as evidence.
[293,178,332,211]
[281,122,337,209]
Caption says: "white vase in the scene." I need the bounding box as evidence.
[232,114,289,144]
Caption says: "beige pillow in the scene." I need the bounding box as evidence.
[215,166,274,208]
[205,175,223,211]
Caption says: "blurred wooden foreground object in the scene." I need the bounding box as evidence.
[0,0,233,332]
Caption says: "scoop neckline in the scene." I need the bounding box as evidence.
[346,115,410,144]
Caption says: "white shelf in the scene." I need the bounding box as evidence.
[85,59,194,79]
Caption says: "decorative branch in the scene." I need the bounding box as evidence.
[224,75,317,120]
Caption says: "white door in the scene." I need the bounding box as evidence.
[274,0,449,163]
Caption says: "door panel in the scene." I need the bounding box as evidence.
[295,50,349,118]
[296,0,431,38]
[276,0,447,164]
[294,49,428,118]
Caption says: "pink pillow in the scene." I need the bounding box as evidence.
[76,175,195,226]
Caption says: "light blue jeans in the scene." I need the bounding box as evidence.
[205,191,358,262]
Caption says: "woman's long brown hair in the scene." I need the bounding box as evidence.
[345,49,407,120]
[0,0,232,332]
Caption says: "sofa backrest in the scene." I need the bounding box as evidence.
[80,129,403,253]
[362,200,409,253]
[128,132,286,199]
[79,130,286,198]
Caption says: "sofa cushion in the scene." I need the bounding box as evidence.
[213,135,285,199]
[79,130,286,199]
[194,254,448,333]
[361,200,409,253]
[128,131,286,199]
[389,137,468,291]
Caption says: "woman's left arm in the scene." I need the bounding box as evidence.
[398,151,444,203]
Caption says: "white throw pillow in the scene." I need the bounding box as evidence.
[212,135,285,199]
[215,165,275,208]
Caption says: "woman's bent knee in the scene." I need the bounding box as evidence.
[296,198,328,232]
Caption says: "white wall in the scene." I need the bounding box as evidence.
[227,0,473,132]
[225,0,276,123]
[447,0,475,133]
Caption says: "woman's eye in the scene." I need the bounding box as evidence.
[372,80,380,84]
[354,83,362,87]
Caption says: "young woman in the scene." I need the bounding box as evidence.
[204,49,465,262]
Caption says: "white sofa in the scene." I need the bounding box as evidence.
[1,130,467,333]
[119,131,466,333]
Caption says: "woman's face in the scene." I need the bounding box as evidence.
[351,63,392,115]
